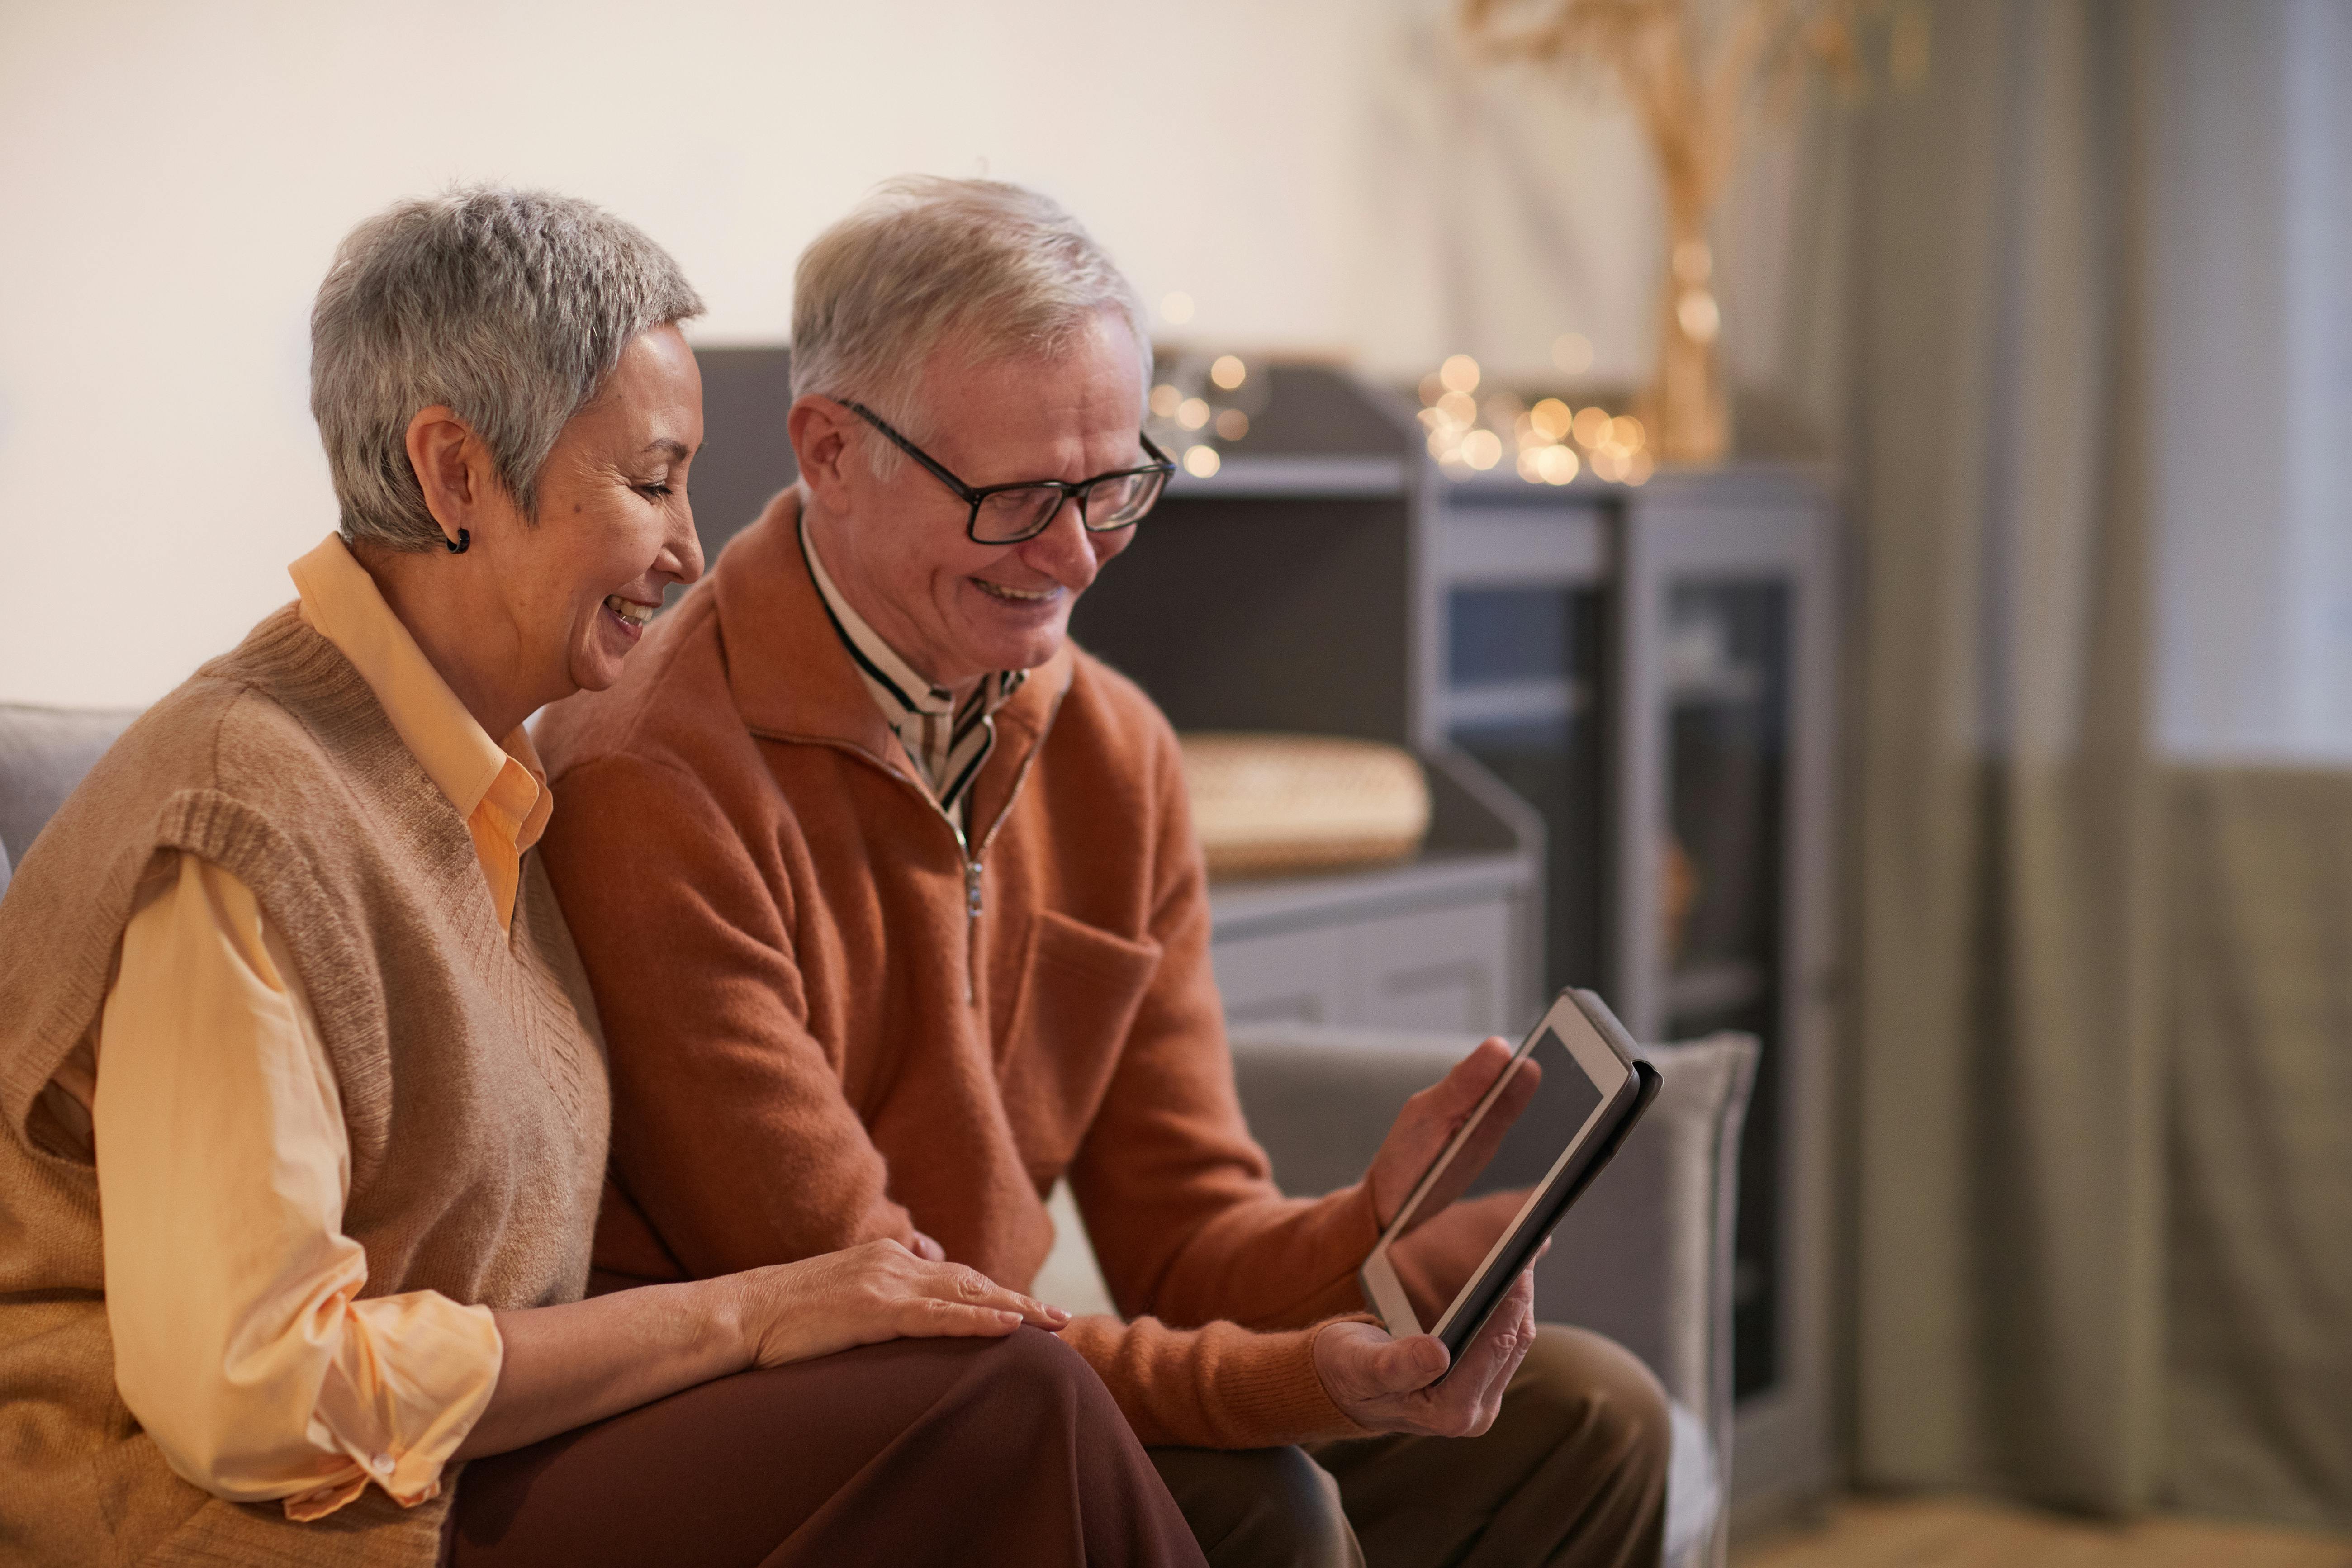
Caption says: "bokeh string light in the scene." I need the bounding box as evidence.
[1415,355,1652,487]
[1146,339,1657,488]
[1145,339,1268,480]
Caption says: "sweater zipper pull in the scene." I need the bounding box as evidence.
[964,858,982,1005]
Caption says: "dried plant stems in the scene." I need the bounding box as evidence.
[1462,0,1869,464]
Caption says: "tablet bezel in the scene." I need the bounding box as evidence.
[1358,989,1646,1354]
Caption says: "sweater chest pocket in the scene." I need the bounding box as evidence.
[998,909,1161,1184]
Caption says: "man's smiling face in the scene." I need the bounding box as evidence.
[793,311,1146,693]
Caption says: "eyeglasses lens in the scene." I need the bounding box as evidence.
[1084,471,1164,527]
[973,487,1069,544]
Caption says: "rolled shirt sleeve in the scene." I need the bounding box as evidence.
[92,853,502,1520]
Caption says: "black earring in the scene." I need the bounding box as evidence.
[445,528,470,555]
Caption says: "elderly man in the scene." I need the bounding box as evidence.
[536,176,1669,1568]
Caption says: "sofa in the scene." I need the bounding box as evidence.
[1,702,1754,1567]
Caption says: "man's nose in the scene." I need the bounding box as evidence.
[1017,496,1100,590]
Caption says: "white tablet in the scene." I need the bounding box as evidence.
[1357,989,1660,1366]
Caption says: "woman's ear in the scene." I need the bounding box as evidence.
[405,405,492,549]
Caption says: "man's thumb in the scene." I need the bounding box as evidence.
[1381,1334,1449,1390]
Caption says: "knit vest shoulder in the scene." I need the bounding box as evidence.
[0,605,610,1568]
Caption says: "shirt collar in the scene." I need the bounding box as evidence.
[800,514,959,719]
[287,534,551,854]
[710,491,1076,843]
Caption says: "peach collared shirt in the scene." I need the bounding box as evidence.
[76,534,548,1521]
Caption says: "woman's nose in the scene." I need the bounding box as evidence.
[666,506,707,586]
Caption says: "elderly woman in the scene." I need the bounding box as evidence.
[0,188,1204,1568]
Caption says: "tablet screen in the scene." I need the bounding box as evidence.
[1385,1023,1610,1327]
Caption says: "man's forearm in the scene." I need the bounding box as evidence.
[1102,1177,1385,1334]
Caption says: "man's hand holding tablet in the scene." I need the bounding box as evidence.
[1310,990,1660,1435]
[1309,1037,1539,1435]
[1313,1270,1537,1437]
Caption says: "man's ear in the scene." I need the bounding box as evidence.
[787,396,858,508]
[405,406,491,550]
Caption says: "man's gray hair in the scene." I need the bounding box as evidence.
[790,176,1149,475]
[312,186,704,551]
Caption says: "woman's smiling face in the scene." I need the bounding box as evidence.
[511,324,707,698]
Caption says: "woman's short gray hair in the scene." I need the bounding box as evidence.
[312,186,704,551]
[790,176,1149,475]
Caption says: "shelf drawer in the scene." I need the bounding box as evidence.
[1212,895,1514,1035]
[1210,923,1349,1028]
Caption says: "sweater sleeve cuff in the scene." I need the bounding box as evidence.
[1210,1324,1375,1447]
[1062,1313,1381,1450]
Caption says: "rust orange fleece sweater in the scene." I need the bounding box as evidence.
[533,492,1382,1448]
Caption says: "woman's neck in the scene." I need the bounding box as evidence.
[351,541,539,741]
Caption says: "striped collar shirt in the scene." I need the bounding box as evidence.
[801,516,1026,833]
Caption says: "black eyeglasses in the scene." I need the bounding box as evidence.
[839,399,1175,545]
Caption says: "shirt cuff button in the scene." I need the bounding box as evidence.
[370,1454,396,1475]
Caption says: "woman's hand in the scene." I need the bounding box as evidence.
[730,1239,1070,1370]
[457,1242,1069,1461]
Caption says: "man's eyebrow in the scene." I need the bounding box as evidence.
[643,438,693,460]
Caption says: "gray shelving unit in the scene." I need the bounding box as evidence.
[1421,455,1839,1530]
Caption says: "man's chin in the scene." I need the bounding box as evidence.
[1009,632,1071,672]
[962,630,1068,676]
[957,606,1075,674]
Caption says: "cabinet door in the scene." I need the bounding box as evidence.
[1661,578,1790,1400]
[1616,492,1837,1514]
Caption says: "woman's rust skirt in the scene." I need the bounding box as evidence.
[444,1327,1206,1568]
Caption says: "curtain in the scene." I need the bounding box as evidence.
[2167,770,2352,1528]
[1842,0,2352,1525]
[2152,2,2352,1528]
[1843,0,2168,1513]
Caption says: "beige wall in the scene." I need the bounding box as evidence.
[0,0,1814,707]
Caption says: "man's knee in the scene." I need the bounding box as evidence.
[1513,1324,1673,1483]
[1147,1445,1360,1568]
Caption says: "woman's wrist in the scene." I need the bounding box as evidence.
[686,1272,758,1377]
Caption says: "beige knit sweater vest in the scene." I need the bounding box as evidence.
[0,605,611,1568]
